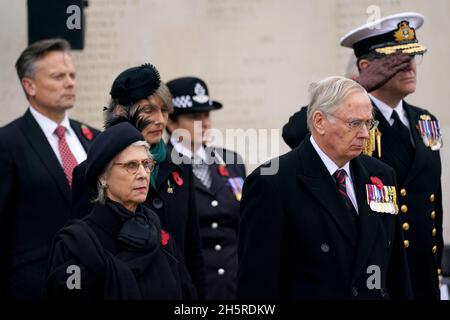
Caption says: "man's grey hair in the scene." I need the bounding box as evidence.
[104,81,174,127]
[93,140,152,205]
[306,76,367,131]
[15,38,71,98]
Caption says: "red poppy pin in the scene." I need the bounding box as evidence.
[370,176,384,189]
[81,124,94,141]
[172,171,183,186]
[161,230,170,246]
[218,165,229,177]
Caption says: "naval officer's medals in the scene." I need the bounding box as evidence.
[366,177,399,214]
[417,114,443,150]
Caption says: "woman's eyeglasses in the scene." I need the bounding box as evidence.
[112,159,155,174]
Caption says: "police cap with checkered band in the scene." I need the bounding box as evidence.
[166,77,222,117]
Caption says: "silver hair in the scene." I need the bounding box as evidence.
[104,81,173,125]
[306,76,367,131]
[93,140,152,204]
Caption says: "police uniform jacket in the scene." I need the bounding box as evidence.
[0,110,99,299]
[237,137,413,300]
[185,145,246,300]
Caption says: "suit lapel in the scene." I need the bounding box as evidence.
[70,120,92,152]
[296,139,358,247]
[20,110,70,203]
[156,143,183,192]
[207,161,228,196]
[350,157,380,283]
[402,102,428,185]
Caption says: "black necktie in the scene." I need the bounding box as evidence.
[391,110,414,164]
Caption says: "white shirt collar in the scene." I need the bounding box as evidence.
[29,106,71,138]
[369,94,406,124]
[310,135,351,177]
[170,136,208,162]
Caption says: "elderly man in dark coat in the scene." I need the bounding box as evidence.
[238,76,413,300]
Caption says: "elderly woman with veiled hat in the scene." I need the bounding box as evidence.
[47,122,183,300]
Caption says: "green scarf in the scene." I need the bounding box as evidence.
[150,139,167,189]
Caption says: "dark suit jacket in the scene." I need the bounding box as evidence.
[70,142,206,299]
[192,147,246,300]
[238,137,413,300]
[281,101,443,299]
[0,110,99,299]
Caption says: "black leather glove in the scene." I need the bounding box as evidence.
[356,52,413,92]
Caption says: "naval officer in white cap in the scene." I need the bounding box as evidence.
[342,12,444,300]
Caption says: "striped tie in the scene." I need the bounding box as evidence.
[333,169,358,221]
[192,161,212,189]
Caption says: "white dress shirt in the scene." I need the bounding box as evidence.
[310,135,359,213]
[369,94,414,145]
[29,106,87,166]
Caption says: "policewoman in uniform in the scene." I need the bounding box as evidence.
[166,77,246,299]
[70,65,206,299]
[282,13,443,299]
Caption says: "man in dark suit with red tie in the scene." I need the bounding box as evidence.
[0,38,99,299]
[238,76,413,300]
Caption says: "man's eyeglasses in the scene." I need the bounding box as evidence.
[327,114,379,131]
[112,159,155,174]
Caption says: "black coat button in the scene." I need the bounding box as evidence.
[352,287,358,297]
[152,198,163,209]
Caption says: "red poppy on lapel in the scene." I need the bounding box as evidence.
[370,176,384,189]
[172,171,183,186]
[81,124,94,141]
[218,165,229,177]
[161,230,170,246]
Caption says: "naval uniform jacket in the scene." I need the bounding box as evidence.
[0,110,99,299]
[70,143,206,299]
[281,101,443,299]
[371,101,443,299]
[237,137,413,300]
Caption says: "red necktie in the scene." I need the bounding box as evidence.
[55,125,78,187]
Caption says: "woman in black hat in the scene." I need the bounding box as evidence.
[70,64,206,300]
[166,77,246,300]
[47,121,182,300]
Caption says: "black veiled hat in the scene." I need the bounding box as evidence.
[85,122,145,187]
[110,63,161,106]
